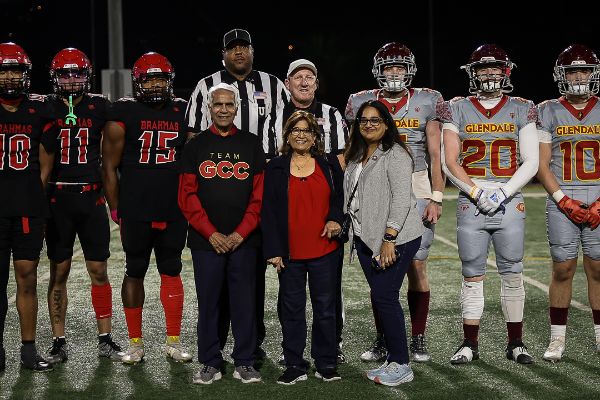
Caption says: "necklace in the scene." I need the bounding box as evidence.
[292,155,310,171]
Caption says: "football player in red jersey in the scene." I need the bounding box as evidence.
[102,52,192,364]
[537,44,600,361]
[0,42,54,372]
[44,48,123,364]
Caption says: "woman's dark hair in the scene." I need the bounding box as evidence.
[343,100,412,164]
[280,110,325,156]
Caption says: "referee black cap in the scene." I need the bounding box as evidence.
[223,29,252,49]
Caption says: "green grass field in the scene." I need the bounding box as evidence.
[2,185,600,399]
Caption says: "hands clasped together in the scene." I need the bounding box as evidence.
[558,196,600,229]
[208,232,245,254]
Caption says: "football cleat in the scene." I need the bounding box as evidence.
[165,336,193,362]
[122,338,145,365]
[46,338,68,364]
[193,365,222,385]
[543,336,565,362]
[360,337,388,362]
[98,334,125,361]
[450,340,479,365]
[21,346,53,372]
[410,334,431,362]
[506,341,534,364]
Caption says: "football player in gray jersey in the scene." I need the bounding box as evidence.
[345,43,445,363]
[440,44,539,365]
[536,44,600,362]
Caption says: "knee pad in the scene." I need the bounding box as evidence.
[414,225,434,261]
[500,273,525,322]
[124,259,150,279]
[461,279,484,320]
[157,258,183,277]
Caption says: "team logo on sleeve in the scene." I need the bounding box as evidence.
[516,202,525,212]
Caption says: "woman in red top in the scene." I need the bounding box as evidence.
[261,111,344,384]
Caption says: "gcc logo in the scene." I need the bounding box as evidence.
[199,160,250,180]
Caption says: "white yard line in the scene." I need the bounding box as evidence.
[8,224,120,305]
[434,234,589,312]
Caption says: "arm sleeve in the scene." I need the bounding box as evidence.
[386,146,414,231]
[234,172,264,238]
[501,122,539,196]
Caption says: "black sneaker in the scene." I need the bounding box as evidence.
[98,334,125,361]
[277,367,308,385]
[21,346,53,372]
[410,334,431,362]
[315,368,341,382]
[506,341,534,364]
[0,346,5,372]
[46,338,68,364]
[336,346,347,364]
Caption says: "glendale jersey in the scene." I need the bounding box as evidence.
[537,96,600,187]
[0,94,55,217]
[345,88,443,173]
[107,97,188,221]
[442,95,537,183]
[48,94,109,183]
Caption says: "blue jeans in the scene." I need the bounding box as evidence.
[355,236,421,364]
[279,249,340,372]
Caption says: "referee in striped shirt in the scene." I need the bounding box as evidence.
[280,59,348,155]
[279,59,349,364]
[185,28,289,158]
[185,28,289,360]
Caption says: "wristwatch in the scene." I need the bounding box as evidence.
[383,233,397,243]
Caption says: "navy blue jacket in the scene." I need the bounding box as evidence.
[261,153,344,261]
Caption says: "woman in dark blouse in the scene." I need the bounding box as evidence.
[261,110,344,385]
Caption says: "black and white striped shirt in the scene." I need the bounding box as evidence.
[280,100,349,154]
[185,69,289,158]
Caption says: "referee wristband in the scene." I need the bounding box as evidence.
[552,189,565,203]
[431,191,444,203]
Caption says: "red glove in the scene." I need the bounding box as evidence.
[586,200,600,229]
[558,196,588,224]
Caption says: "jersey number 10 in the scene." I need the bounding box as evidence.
[0,133,31,170]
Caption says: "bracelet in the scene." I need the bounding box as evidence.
[382,238,396,243]
[431,190,444,203]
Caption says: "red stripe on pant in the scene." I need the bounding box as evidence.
[22,217,30,234]
[91,282,112,320]
[160,274,184,336]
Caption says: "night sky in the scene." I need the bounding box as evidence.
[2,0,600,111]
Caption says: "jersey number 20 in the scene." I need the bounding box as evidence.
[461,138,517,177]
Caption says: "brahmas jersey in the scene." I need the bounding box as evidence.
[345,88,443,173]
[443,95,537,183]
[48,93,109,183]
[0,94,55,217]
[107,97,188,221]
[537,96,600,187]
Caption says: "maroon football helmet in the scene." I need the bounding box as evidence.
[461,44,515,94]
[554,44,600,96]
[372,42,417,92]
[50,48,92,98]
[0,42,32,98]
[132,52,174,103]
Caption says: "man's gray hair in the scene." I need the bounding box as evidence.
[208,82,240,108]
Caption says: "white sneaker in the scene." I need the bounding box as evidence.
[122,338,145,365]
[165,336,193,362]
[543,336,565,362]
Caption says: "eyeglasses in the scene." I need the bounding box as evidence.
[289,127,315,136]
[358,117,383,127]
[291,74,317,85]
